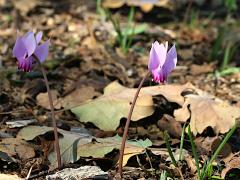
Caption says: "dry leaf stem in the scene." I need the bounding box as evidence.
[35,56,62,169]
[118,72,150,176]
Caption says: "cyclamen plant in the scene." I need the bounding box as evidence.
[148,41,177,83]
[118,41,177,176]
[13,31,49,71]
[12,31,62,168]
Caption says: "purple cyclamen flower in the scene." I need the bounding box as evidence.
[13,31,50,72]
[148,41,177,83]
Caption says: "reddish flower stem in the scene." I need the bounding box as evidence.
[118,72,150,176]
[35,55,62,169]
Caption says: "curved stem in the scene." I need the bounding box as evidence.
[34,55,62,169]
[118,72,150,176]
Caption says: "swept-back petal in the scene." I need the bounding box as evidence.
[148,41,168,71]
[161,44,177,80]
[35,31,43,44]
[22,31,36,57]
[34,40,50,63]
[13,36,27,58]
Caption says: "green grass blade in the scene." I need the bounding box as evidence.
[179,123,187,161]
[202,123,237,179]
[187,126,201,179]
[164,131,177,167]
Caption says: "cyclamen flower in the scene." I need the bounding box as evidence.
[148,41,177,83]
[13,31,49,72]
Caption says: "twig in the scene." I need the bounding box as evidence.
[118,72,150,176]
[34,55,62,169]
[25,165,33,179]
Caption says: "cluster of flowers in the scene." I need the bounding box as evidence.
[13,31,177,82]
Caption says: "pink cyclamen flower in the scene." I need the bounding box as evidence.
[13,31,50,72]
[148,41,177,83]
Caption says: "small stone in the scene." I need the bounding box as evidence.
[46,166,108,180]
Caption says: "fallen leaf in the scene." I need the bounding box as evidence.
[221,154,240,178]
[0,138,35,160]
[36,90,61,110]
[102,0,174,10]
[174,93,240,135]
[140,4,154,12]
[0,174,22,180]
[185,156,197,175]
[157,114,182,138]
[71,81,194,131]
[17,126,152,168]
[194,136,231,157]
[37,87,100,110]
[61,86,100,108]
[102,0,125,8]
[190,63,214,75]
[71,81,154,131]
[13,0,39,15]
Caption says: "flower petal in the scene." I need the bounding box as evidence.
[21,31,37,57]
[161,44,177,80]
[35,31,43,44]
[148,41,168,71]
[34,40,50,63]
[13,36,27,58]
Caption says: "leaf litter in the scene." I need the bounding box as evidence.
[17,125,152,169]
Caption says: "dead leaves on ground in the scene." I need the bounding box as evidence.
[0,138,35,161]
[67,81,240,135]
[174,92,240,135]
[71,81,154,131]
[17,125,152,168]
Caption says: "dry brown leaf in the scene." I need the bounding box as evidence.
[71,81,153,130]
[174,94,240,135]
[102,0,125,8]
[185,156,197,175]
[140,4,154,12]
[0,174,22,180]
[221,154,240,178]
[102,0,174,10]
[18,126,151,168]
[71,82,194,131]
[141,82,196,106]
[190,63,214,75]
[0,138,35,160]
[36,90,61,110]
[195,137,231,157]
[61,87,100,108]
[36,87,99,110]
[13,0,39,15]
[157,114,182,138]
